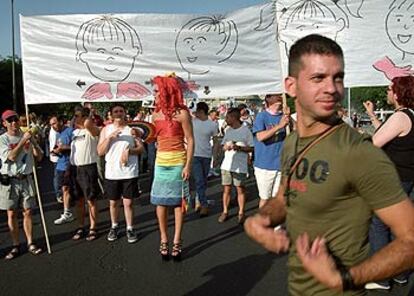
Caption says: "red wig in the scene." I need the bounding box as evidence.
[392,76,414,109]
[153,76,188,120]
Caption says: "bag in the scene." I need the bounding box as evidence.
[0,174,10,186]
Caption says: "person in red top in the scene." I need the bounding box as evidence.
[150,75,194,261]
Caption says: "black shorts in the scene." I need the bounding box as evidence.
[104,178,139,200]
[57,166,80,198]
[76,163,99,201]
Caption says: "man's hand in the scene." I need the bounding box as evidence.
[278,115,290,129]
[22,131,32,143]
[109,128,122,140]
[244,214,290,254]
[296,233,342,291]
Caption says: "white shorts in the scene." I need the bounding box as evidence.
[254,167,281,200]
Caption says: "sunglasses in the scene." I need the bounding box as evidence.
[6,116,19,123]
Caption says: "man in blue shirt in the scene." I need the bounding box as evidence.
[253,94,290,208]
[50,115,75,225]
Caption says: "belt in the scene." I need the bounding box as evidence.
[10,173,32,180]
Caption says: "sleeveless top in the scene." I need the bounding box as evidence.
[70,128,98,166]
[104,124,138,180]
[382,108,414,181]
[154,119,185,152]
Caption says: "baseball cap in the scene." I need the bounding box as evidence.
[2,110,18,121]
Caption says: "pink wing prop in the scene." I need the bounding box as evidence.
[82,83,113,100]
[116,82,151,99]
[373,56,414,81]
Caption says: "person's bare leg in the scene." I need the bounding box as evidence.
[87,199,98,230]
[173,206,183,244]
[109,199,119,226]
[222,185,232,214]
[7,210,19,246]
[62,186,71,212]
[123,198,134,228]
[156,206,169,243]
[236,186,246,215]
[75,197,85,228]
[22,208,33,245]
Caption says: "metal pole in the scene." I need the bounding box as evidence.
[11,0,17,111]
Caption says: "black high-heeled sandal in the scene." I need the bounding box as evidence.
[159,242,169,261]
[171,241,182,262]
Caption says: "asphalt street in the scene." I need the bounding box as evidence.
[0,160,412,296]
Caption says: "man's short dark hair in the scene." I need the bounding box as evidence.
[227,107,241,120]
[237,103,247,110]
[288,34,344,77]
[196,102,209,115]
[110,103,126,113]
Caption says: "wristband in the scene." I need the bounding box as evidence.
[339,267,356,291]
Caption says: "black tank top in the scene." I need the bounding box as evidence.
[382,108,414,181]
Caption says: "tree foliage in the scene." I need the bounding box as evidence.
[351,86,389,113]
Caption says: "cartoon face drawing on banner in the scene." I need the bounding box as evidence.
[386,0,414,60]
[76,16,142,82]
[278,0,348,55]
[254,0,366,57]
[175,16,238,78]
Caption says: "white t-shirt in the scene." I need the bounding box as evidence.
[220,125,253,174]
[70,128,98,166]
[49,128,59,163]
[193,117,218,158]
[0,133,34,175]
[103,124,138,180]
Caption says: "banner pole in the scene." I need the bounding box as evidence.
[25,105,52,254]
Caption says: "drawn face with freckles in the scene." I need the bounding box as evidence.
[386,3,414,59]
[79,37,140,82]
[175,30,222,75]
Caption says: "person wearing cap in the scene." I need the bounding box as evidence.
[0,110,43,259]
[253,94,290,208]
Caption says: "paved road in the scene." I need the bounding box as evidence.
[0,160,412,296]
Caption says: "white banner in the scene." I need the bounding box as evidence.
[20,1,414,105]
[20,4,282,104]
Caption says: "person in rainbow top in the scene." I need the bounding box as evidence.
[150,75,194,261]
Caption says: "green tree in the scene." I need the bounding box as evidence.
[0,57,24,112]
[351,86,389,113]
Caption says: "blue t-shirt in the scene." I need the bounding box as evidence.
[56,126,73,171]
[253,111,286,170]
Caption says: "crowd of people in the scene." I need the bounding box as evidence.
[1,34,414,295]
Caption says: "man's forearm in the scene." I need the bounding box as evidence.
[350,236,414,286]
[8,139,27,161]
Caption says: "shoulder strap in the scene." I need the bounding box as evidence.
[289,123,343,175]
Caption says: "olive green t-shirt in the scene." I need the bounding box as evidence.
[281,124,406,296]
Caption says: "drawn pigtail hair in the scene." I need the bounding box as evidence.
[254,1,278,31]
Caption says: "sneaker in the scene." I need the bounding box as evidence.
[54,213,74,225]
[393,278,408,286]
[126,229,138,244]
[199,207,209,217]
[364,282,390,290]
[107,227,119,242]
[56,196,63,203]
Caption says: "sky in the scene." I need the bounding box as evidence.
[0,0,266,58]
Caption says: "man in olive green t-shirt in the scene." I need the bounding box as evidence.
[245,34,414,296]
